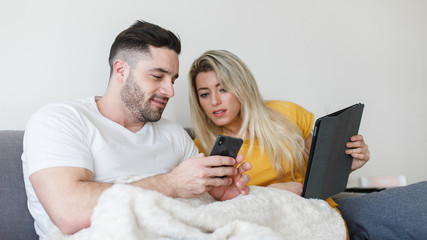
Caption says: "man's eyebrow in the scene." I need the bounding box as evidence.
[149,68,179,79]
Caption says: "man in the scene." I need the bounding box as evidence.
[22,20,252,239]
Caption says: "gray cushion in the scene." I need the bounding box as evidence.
[336,181,427,240]
[0,130,38,239]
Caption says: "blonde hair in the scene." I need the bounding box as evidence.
[188,50,308,179]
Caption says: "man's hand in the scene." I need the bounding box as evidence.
[164,154,251,199]
[346,134,370,171]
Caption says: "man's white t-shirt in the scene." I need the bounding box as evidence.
[22,97,199,239]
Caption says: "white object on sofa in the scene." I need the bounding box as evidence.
[359,175,407,188]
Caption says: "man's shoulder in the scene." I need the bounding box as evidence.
[27,97,95,130]
[153,118,185,132]
[150,118,193,142]
[152,119,197,156]
[33,97,93,117]
[44,97,92,110]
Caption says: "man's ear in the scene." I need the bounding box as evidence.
[112,59,129,84]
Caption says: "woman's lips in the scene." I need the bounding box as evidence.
[213,109,226,117]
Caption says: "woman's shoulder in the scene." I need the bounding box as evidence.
[265,100,307,114]
[265,100,314,137]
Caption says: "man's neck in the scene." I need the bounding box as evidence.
[95,95,145,133]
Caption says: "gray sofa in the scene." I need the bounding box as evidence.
[0,130,38,239]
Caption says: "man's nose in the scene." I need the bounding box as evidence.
[160,80,174,98]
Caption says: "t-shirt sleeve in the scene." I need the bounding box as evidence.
[179,127,200,160]
[23,104,93,175]
[193,138,204,152]
[267,101,314,139]
[162,119,199,162]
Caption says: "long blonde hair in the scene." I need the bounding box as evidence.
[188,50,308,179]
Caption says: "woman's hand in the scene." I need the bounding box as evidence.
[346,134,370,171]
[268,181,303,196]
[208,155,252,201]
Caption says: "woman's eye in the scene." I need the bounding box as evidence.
[219,88,227,93]
[199,93,209,98]
[152,75,162,79]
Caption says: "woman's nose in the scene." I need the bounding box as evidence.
[211,92,221,106]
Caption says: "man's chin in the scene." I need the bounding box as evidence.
[138,116,161,123]
[135,110,163,123]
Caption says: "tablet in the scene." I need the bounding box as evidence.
[302,103,364,200]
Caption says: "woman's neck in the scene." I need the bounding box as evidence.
[223,125,250,140]
[222,114,251,139]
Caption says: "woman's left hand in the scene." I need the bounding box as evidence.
[345,134,370,171]
[268,182,303,196]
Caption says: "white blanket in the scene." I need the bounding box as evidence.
[46,180,346,240]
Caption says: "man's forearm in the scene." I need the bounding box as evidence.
[53,181,113,234]
[130,173,178,198]
[30,167,112,235]
[47,172,179,234]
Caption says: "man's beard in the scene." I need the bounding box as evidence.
[120,75,167,123]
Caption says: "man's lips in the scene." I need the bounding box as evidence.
[151,97,168,108]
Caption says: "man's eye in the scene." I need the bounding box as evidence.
[152,75,162,79]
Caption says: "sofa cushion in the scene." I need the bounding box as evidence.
[336,181,427,239]
[0,130,38,239]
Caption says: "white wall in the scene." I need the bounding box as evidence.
[1,0,426,185]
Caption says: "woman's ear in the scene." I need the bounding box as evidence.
[112,59,129,84]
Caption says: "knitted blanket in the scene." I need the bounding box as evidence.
[46,183,346,240]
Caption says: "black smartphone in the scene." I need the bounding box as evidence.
[209,135,243,158]
[209,135,244,178]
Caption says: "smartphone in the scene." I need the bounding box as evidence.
[209,135,244,178]
[209,135,244,158]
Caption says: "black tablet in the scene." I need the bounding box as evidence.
[302,103,364,200]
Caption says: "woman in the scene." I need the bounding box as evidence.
[188,50,370,204]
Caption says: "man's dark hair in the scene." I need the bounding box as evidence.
[108,20,181,74]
